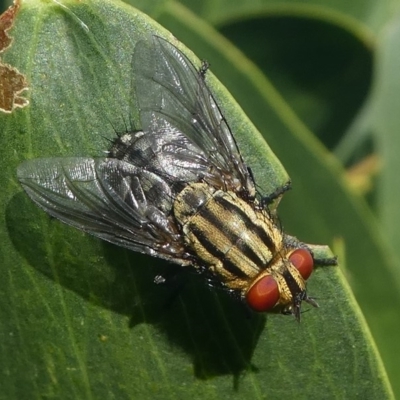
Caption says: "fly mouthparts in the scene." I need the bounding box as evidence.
[291,292,319,322]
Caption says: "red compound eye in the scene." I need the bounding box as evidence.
[289,248,314,280]
[246,275,280,312]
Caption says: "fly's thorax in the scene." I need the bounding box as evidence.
[173,182,215,220]
[173,182,284,289]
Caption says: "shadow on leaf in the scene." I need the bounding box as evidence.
[7,191,265,385]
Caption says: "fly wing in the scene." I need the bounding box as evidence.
[17,157,189,264]
[132,36,255,197]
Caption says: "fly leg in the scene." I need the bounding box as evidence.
[260,180,292,208]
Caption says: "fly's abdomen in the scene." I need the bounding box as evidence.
[173,182,283,290]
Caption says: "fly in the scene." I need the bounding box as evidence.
[17,36,337,321]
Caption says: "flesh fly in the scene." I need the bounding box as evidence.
[18,36,336,321]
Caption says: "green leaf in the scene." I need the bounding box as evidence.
[0,0,393,398]
[158,0,400,397]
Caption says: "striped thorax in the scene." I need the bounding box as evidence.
[174,182,316,317]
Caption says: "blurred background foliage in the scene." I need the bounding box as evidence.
[1,0,400,398]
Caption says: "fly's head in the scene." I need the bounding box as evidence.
[245,247,317,321]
